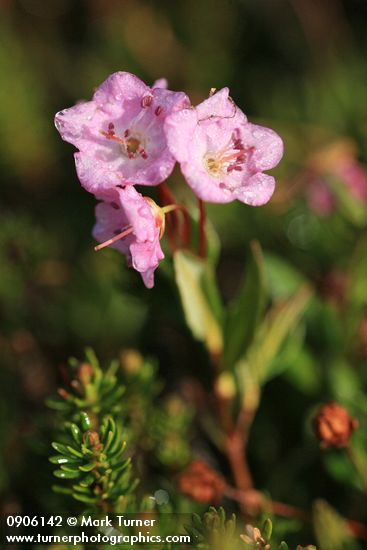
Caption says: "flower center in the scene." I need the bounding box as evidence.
[100,97,164,161]
[204,130,250,177]
[101,124,148,160]
[126,136,141,156]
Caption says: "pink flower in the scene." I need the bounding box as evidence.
[164,88,283,205]
[306,178,335,217]
[55,72,189,195]
[92,186,164,288]
[336,162,367,201]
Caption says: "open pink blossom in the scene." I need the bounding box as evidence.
[92,186,164,288]
[164,88,283,205]
[336,162,367,201]
[55,72,189,195]
[306,178,335,217]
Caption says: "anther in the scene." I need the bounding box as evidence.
[141,95,153,108]
[155,106,163,116]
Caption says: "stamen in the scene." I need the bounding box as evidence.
[204,130,253,177]
[221,150,247,163]
[155,106,163,116]
[100,130,125,145]
[101,120,150,161]
[94,226,133,251]
[227,165,243,172]
[141,95,153,108]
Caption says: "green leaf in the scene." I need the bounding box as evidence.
[263,518,273,541]
[66,445,84,459]
[237,286,313,386]
[53,469,81,479]
[264,253,306,299]
[80,411,92,431]
[79,462,97,472]
[49,455,81,465]
[72,492,97,504]
[69,423,83,445]
[79,474,96,487]
[224,241,266,369]
[51,442,70,455]
[60,464,81,474]
[173,250,223,355]
[52,485,73,495]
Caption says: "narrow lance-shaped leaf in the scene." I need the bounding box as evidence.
[237,286,313,386]
[224,240,266,369]
[173,250,223,356]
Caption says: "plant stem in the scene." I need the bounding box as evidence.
[212,354,255,511]
[198,199,207,258]
[158,183,191,249]
[225,430,253,493]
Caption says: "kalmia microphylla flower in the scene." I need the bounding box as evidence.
[306,177,335,216]
[92,186,165,289]
[336,162,367,201]
[164,87,283,205]
[307,139,367,204]
[55,72,190,195]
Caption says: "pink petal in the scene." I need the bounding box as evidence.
[233,173,276,206]
[93,71,148,116]
[75,153,125,194]
[244,123,284,171]
[153,78,168,89]
[164,108,198,163]
[196,88,239,120]
[55,101,107,152]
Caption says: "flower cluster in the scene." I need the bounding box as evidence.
[55,72,283,287]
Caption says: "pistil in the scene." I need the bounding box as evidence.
[94,226,133,251]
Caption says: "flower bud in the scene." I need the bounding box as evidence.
[313,402,358,449]
[214,372,236,401]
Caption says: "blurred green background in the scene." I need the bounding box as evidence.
[1,0,367,545]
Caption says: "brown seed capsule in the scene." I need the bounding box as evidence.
[313,402,358,449]
[178,460,226,504]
